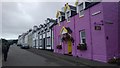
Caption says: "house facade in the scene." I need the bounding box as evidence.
[45,18,56,51]
[38,24,44,49]
[32,26,38,48]
[37,18,56,51]
[27,29,33,47]
[53,2,120,62]
[18,33,26,45]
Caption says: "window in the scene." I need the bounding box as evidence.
[57,17,60,23]
[80,30,86,44]
[47,37,51,46]
[39,39,42,46]
[78,3,84,17]
[47,31,51,37]
[39,35,42,39]
[66,11,70,22]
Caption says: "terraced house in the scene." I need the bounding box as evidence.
[53,1,120,62]
[17,0,120,63]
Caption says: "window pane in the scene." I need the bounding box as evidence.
[47,38,51,45]
[82,39,86,43]
[39,40,42,45]
[80,10,84,16]
[79,3,84,11]
[80,30,86,44]
[67,12,69,17]
[81,31,85,38]
[68,17,70,21]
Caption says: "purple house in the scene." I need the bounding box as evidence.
[53,2,120,62]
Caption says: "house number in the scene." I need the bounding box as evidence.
[95,26,101,30]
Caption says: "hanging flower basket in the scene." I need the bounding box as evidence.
[61,33,74,43]
[61,37,67,42]
[56,45,62,49]
[77,43,87,50]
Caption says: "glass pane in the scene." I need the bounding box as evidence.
[81,31,85,38]
[80,10,84,16]
[79,3,84,11]
[68,17,70,21]
[82,39,86,43]
[80,30,86,43]
[67,12,69,17]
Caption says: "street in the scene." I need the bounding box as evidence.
[2,45,84,66]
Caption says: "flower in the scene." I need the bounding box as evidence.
[77,43,87,50]
[56,45,62,49]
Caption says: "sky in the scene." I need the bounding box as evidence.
[1,1,75,40]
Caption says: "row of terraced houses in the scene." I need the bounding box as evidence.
[18,0,120,63]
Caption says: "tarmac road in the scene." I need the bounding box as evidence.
[2,45,83,66]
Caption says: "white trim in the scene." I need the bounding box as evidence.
[43,34,45,38]
[46,47,51,49]
[92,11,101,16]
[78,2,85,17]
[80,30,86,44]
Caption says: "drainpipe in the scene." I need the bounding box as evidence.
[89,9,93,60]
[73,15,76,56]
[51,28,53,51]
[38,32,40,49]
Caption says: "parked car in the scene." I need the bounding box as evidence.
[17,44,22,46]
[20,44,29,49]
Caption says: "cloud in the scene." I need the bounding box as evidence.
[1,2,75,40]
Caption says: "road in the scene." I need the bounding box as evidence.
[2,45,83,66]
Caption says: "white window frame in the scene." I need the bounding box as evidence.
[57,16,61,25]
[80,30,86,44]
[46,37,51,46]
[47,31,51,37]
[43,33,45,38]
[65,10,71,22]
[39,35,42,39]
[78,2,85,17]
[39,39,42,46]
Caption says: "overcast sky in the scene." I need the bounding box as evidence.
[1,1,75,40]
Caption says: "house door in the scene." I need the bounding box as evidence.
[67,40,72,55]
[42,38,45,49]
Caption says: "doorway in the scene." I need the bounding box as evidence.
[67,40,72,55]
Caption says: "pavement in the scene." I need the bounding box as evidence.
[26,47,119,67]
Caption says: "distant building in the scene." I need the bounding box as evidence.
[44,18,57,51]
[27,29,33,47]
[32,25,38,48]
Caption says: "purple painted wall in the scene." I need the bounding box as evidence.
[118,1,120,57]
[102,2,119,61]
[74,9,92,60]
[53,21,65,54]
[53,2,120,62]
[90,3,107,62]
[53,16,76,56]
